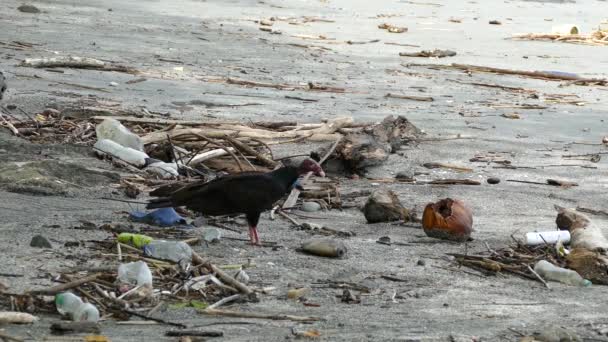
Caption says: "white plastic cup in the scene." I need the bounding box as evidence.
[525,230,570,246]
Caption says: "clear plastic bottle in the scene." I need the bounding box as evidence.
[534,260,591,287]
[95,118,144,151]
[117,261,153,287]
[55,292,100,322]
[94,139,149,167]
[143,240,193,264]
[73,303,100,322]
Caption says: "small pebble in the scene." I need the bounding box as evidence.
[109,81,118,87]
[30,235,52,248]
[203,228,221,243]
[417,259,426,266]
[395,171,414,181]
[487,177,500,184]
[301,201,321,212]
[489,20,502,25]
[18,4,40,13]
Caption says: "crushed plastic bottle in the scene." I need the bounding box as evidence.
[117,261,153,288]
[94,139,149,167]
[143,240,193,264]
[146,161,179,179]
[534,260,591,287]
[96,118,144,151]
[55,292,100,322]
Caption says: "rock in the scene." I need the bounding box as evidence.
[489,20,502,25]
[109,81,118,87]
[18,4,40,13]
[0,71,6,100]
[301,201,321,212]
[487,177,500,184]
[363,188,409,223]
[30,235,52,248]
[395,171,414,181]
[341,289,360,304]
[417,259,426,266]
[0,160,119,196]
[203,228,221,243]
[534,325,581,342]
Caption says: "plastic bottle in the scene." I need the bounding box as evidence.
[95,118,144,151]
[534,260,591,287]
[94,139,149,167]
[525,231,570,246]
[143,240,193,264]
[146,161,179,179]
[118,261,153,287]
[55,292,100,322]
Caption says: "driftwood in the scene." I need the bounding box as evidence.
[201,308,323,322]
[141,117,353,144]
[385,93,434,102]
[28,273,100,295]
[50,321,100,333]
[555,207,608,252]
[408,63,608,85]
[512,31,608,46]
[21,56,137,74]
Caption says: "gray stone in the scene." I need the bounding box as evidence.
[534,325,581,342]
[363,188,409,223]
[301,201,321,212]
[30,235,52,248]
[18,4,40,13]
[395,171,414,181]
[487,177,500,184]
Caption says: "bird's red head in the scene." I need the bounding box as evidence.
[298,159,325,177]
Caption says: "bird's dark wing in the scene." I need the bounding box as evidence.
[171,173,289,216]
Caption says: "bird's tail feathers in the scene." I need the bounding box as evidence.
[146,197,173,209]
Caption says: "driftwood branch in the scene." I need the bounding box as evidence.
[21,56,137,74]
[201,308,323,322]
[29,273,100,295]
[205,263,253,296]
[190,132,244,171]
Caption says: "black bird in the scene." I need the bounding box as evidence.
[147,159,325,245]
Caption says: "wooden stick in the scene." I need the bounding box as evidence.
[385,93,434,102]
[190,132,244,171]
[448,63,606,84]
[527,265,550,289]
[187,148,233,166]
[201,308,323,322]
[29,273,100,295]
[124,309,187,328]
[21,56,137,74]
[222,135,278,168]
[207,294,241,310]
[0,113,19,135]
[166,330,223,337]
[205,263,253,296]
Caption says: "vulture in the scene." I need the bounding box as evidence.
[147,159,325,245]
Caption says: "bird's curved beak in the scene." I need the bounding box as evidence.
[316,169,325,178]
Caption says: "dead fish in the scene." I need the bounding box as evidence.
[299,238,347,258]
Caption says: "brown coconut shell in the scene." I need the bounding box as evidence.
[422,198,473,242]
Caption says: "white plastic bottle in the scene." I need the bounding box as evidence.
[95,118,144,151]
[55,292,100,322]
[73,302,100,322]
[117,261,153,287]
[525,231,571,246]
[94,139,149,167]
[534,260,591,287]
[143,240,193,264]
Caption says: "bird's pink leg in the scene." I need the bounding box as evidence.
[248,226,261,246]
